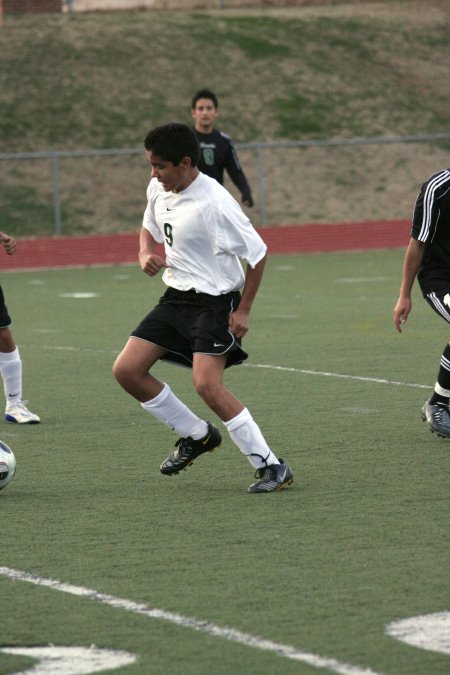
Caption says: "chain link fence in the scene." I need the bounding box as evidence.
[1,133,449,237]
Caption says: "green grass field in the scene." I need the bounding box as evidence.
[0,249,448,674]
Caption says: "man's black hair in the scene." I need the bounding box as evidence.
[144,123,200,167]
[191,89,219,109]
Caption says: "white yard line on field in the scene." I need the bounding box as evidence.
[0,566,383,675]
[245,363,431,390]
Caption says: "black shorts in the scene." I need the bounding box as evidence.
[131,287,248,369]
[0,286,12,328]
[424,290,450,325]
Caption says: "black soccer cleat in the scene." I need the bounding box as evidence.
[160,422,222,475]
[248,458,294,494]
[421,399,450,438]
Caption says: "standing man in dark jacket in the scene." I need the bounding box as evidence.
[191,89,254,208]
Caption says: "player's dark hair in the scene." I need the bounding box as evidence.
[191,88,219,109]
[144,123,200,167]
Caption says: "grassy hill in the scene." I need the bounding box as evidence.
[0,0,449,235]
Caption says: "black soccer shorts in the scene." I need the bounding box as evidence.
[424,290,450,325]
[0,286,12,328]
[131,287,248,369]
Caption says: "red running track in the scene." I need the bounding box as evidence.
[0,220,410,271]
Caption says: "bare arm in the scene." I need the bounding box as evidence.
[393,237,426,333]
[138,227,168,277]
[229,254,267,338]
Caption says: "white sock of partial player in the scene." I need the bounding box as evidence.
[0,348,22,407]
[223,407,279,469]
[141,383,208,439]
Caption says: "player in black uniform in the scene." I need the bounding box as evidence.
[393,168,450,437]
[191,89,254,207]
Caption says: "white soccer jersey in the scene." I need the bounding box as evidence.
[142,172,267,295]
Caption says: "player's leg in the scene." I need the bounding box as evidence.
[113,336,165,401]
[114,337,206,435]
[421,338,450,437]
[114,337,221,473]
[192,353,293,492]
[192,352,243,420]
[421,291,450,437]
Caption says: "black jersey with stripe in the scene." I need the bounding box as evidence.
[411,168,450,294]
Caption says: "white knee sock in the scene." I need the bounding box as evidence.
[141,383,208,439]
[223,407,279,469]
[0,348,22,406]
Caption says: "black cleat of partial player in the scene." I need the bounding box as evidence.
[421,399,450,438]
[248,458,294,493]
[160,422,222,475]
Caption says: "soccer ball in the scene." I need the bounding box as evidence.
[0,440,16,491]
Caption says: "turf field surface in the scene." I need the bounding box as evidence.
[0,250,448,675]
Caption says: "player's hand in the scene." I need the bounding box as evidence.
[0,233,17,256]
[139,252,168,277]
[393,296,411,333]
[242,194,254,208]
[1,235,16,255]
[229,308,250,339]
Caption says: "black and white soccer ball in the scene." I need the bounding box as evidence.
[0,440,16,491]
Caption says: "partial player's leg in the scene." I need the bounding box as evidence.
[421,340,450,438]
[0,322,40,425]
[421,292,450,437]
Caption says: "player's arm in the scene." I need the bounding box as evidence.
[393,237,425,332]
[0,232,17,256]
[229,254,267,338]
[138,226,168,277]
[224,143,254,207]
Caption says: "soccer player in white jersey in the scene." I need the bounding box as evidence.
[113,123,293,493]
[0,231,40,424]
[394,168,450,437]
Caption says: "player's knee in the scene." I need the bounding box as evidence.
[193,377,218,404]
[112,356,131,387]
